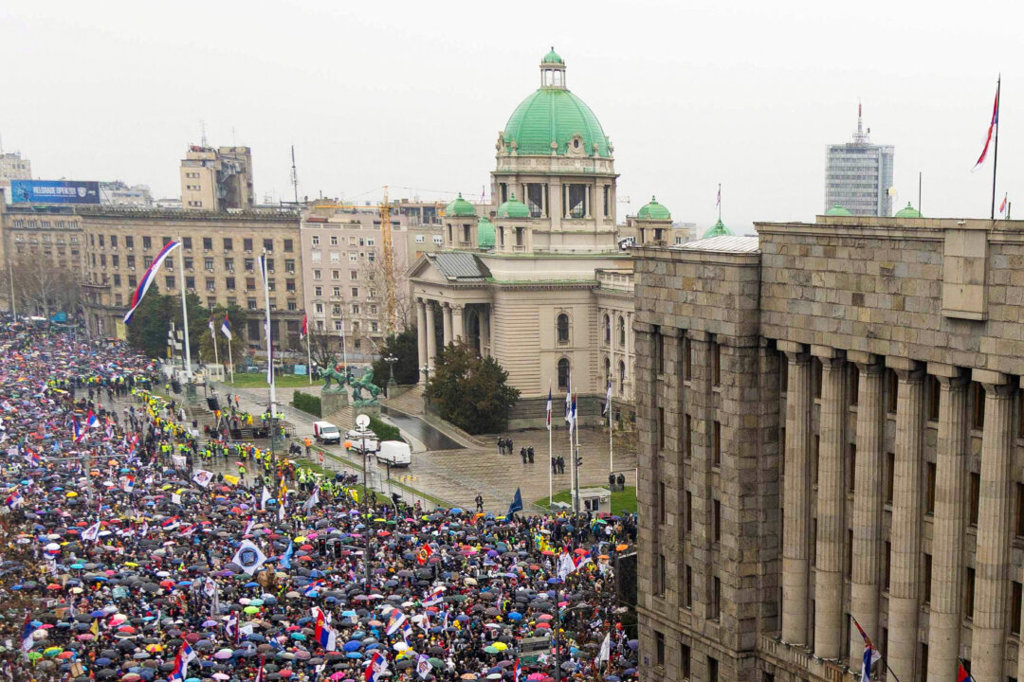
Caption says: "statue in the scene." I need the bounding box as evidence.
[321,364,348,393]
[350,368,382,405]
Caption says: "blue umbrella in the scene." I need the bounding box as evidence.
[346,652,363,659]
[343,641,361,652]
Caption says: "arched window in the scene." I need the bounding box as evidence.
[603,314,611,344]
[618,315,626,346]
[618,359,626,392]
[557,313,570,344]
[557,358,571,391]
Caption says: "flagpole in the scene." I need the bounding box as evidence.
[260,252,277,463]
[177,241,192,381]
[211,319,219,369]
[851,615,902,682]
[305,317,312,385]
[608,382,613,474]
[226,334,234,384]
[548,383,553,512]
[991,74,1001,220]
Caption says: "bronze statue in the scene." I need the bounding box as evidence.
[350,367,382,403]
[321,364,348,392]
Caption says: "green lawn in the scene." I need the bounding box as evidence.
[538,486,636,515]
[225,373,318,389]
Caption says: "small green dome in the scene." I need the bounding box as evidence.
[477,216,495,249]
[542,47,564,65]
[496,192,531,219]
[824,204,853,216]
[702,218,733,239]
[894,202,922,218]
[445,193,476,217]
[637,196,671,220]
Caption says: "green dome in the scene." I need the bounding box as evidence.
[702,218,733,239]
[541,47,564,65]
[445,193,476,217]
[637,196,671,220]
[496,192,530,219]
[477,216,495,249]
[501,54,611,158]
[824,204,853,216]
[894,202,922,218]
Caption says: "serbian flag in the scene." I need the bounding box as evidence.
[958,662,974,682]
[385,610,407,636]
[71,417,83,442]
[852,617,881,682]
[422,586,445,607]
[169,642,196,682]
[513,658,521,682]
[24,448,41,467]
[975,80,1000,168]
[124,240,180,323]
[221,313,232,340]
[120,475,135,494]
[365,651,388,682]
[416,542,433,566]
[5,488,22,509]
[300,314,308,340]
[546,384,552,431]
[1000,193,1008,214]
[254,655,266,682]
[315,609,337,651]
[20,613,35,653]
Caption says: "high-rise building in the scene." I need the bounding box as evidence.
[180,145,254,211]
[824,105,894,216]
[633,209,1024,682]
[0,151,31,195]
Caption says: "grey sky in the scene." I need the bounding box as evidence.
[1,0,1019,233]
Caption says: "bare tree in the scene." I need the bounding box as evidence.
[6,259,81,319]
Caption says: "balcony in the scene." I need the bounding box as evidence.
[757,636,851,682]
[512,245,528,253]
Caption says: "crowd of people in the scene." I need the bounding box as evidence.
[0,324,640,682]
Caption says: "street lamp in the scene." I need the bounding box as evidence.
[351,413,379,588]
[384,354,398,394]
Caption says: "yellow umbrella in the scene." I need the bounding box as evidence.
[493,642,508,651]
[65,492,77,498]
[294,536,306,543]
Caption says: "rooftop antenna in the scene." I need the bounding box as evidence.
[200,120,207,147]
[853,101,868,143]
[290,145,299,205]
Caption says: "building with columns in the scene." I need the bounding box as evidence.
[633,214,1024,682]
[410,49,656,427]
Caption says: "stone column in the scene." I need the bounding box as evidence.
[927,365,970,681]
[848,353,884,670]
[814,348,845,660]
[625,312,633,401]
[886,360,925,682]
[452,305,464,342]
[442,303,452,347]
[972,370,1014,682]
[415,299,427,380]
[425,301,437,366]
[779,341,811,645]
[482,307,491,357]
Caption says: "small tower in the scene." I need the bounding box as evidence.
[540,47,566,89]
[443,193,479,250]
[631,196,673,246]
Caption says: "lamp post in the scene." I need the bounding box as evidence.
[353,413,376,588]
[384,354,398,395]
[420,365,431,405]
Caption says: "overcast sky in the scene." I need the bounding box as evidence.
[1,0,1020,233]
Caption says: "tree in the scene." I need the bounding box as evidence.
[198,304,249,368]
[371,328,419,388]
[426,341,520,434]
[6,258,81,320]
[125,287,208,360]
[306,326,340,372]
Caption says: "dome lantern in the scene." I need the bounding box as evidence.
[540,47,566,89]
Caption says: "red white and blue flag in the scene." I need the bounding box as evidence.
[5,488,22,509]
[254,655,266,682]
[422,586,445,607]
[975,82,1000,168]
[852,617,881,682]
[958,662,975,682]
[221,313,232,340]
[169,641,196,681]
[314,608,337,651]
[385,610,407,636]
[1000,193,1008,214]
[513,658,521,682]
[21,613,35,653]
[300,314,308,340]
[365,651,388,682]
[546,384,552,431]
[23,448,40,467]
[120,475,135,494]
[124,240,180,323]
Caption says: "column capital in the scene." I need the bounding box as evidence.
[846,350,878,366]
[660,326,685,339]
[776,339,805,355]
[926,361,961,379]
[633,321,656,334]
[810,344,842,360]
[886,355,919,372]
[687,329,711,343]
[972,368,1008,387]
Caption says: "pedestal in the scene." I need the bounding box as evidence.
[321,389,349,418]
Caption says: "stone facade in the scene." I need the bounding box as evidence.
[634,217,1024,682]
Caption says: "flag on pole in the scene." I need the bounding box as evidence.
[513,658,522,682]
[958,662,974,682]
[21,613,35,653]
[416,542,433,565]
[507,487,523,517]
[852,617,881,682]
[169,642,196,682]
[220,313,232,340]
[716,183,722,207]
[208,314,216,337]
[416,654,433,680]
[231,540,268,575]
[1000,193,1008,214]
[365,651,388,682]
[602,380,612,417]
[279,541,294,570]
[597,633,611,663]
[422,586,445,606]
[259,253,274,385]
[124,240,180,323]
[300,314,308,340]
[975,82,1001,167]
[385,611,407,636]
[82,520,101,542]
[254,655,266,682]
[546,385,552,431]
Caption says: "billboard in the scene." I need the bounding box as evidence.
[10,179,100,204]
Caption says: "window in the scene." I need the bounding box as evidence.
[848,363,860,405]
[557,358,570,391]
[969,472,980,526]
[926,462,936,514]
[965,567,976,619]
[928,375,941,421]
[246,278,256,291]
[686,491,693,532]
[684,337,693,379]
[710,577,721,620]
[886,452,895,504]
[313,269,321,280]
[222,257,233,271]
[332,287,341,298]
[286,279,295,293]
[125,236,134,248]
[112,274,121,286]
[618,315,626,346]
[204,257,214,271]
[225,277,235,290]
[351,287,359,298]
[1012,581,1023,635]
[205,278,215,292]
[182,237,192,250]
[142,236,152,249]
[883,541,891,590]
[1016,483,1024,537]
[185,276,195,289]
[283,239,293,252]
[263,239,273,252]
[713,499,721,543]
[971,382,985,429]
[243,238,253,252]
[350,270,358,280]
[654,631,665,666]
[681,644,691,679]
[685,565,693,607]
[656,554,666,596]
[556,313,570,343]
[264,258,274,272]
[658,407,665,450]
[245,258,255,272]
[849,444,857,492]
[655,329,665,374]
[248,298,257,311]
[165,276,175,289]
[110,235,117,248]
[604,314,611,344]
[311,235,320,247]
[708,657,719,682]
[922,554,932,604]
[711,340,721,386]
[330,235,339,246]
[285,259,295,273]
[704,419,718,467]
[203,237,213,250]
[182,257,193,270]
[314,286,323,297]
[223,238,233,251]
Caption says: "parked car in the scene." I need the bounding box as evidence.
[375,440,411,467]
[312,420,341,445]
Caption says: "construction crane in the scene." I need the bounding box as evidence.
[379,186,396,335]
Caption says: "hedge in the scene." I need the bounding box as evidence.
[291,391,322,417]
[369,416,401,442]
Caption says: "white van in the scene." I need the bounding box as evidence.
[312,421,341,445]
[376,440,411,468]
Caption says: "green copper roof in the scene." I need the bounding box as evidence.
[824,204,852,216]
[702,218,733,239]
[637,196,671,220]
[477,216,495,249]
[502,88,610,158]
[542,47,564,65]
[894,202,922,218]
[445,193,476,217]
[496,192,530,219]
